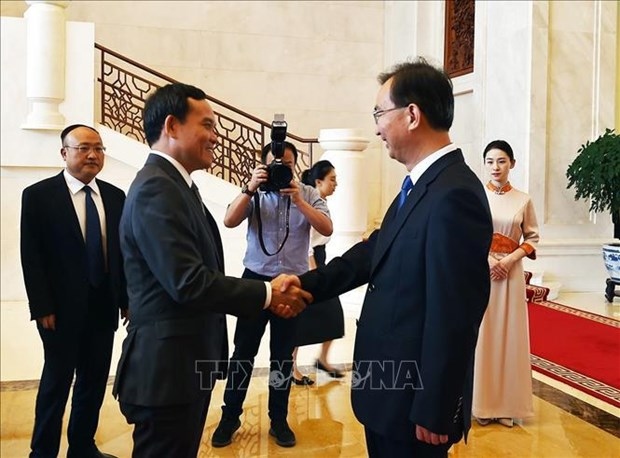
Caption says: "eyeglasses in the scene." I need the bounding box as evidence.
[64,145,106,154]
[372,106,405,124]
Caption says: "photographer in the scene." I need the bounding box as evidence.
[213,141,332,448]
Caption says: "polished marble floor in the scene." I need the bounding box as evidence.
[555,291,620,319]
[2,291,619,457]
[2,370,619,457]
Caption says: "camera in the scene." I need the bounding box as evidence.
[260,114,293,192]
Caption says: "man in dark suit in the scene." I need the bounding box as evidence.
[282,58,493,457]
[20,124,127,458]
[112,82,310,458]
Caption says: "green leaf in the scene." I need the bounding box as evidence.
[566,128,620,215]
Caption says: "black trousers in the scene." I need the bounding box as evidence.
[30,287,114,458]
[120,391,213,458]
[221,269,298,422]
[365,427,451,458]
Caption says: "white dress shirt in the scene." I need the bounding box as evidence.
[63,169,108,265]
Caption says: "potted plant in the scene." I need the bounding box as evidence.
[566,128,620,292]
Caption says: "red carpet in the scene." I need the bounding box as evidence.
[528,301,620,408]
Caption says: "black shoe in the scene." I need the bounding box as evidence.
[68,447,118,458]
[269,420,296,447]
[95,453,118,458]
[211,417,241,447]
[315,359,345,378]
[292,375,315,386]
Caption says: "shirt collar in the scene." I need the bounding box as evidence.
[150,149,193,188]
[63,169,100,196]
[409,143,456,185]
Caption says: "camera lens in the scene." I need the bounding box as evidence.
[271,163,293,189]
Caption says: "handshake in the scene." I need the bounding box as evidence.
[268,274,312,318]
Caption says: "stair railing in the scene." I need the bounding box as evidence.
[95,43,317,185]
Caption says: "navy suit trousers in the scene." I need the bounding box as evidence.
[365,426,451,458]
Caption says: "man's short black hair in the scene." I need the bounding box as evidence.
[378,57,454,131]
[143,83,208,147]
[260,141,298,164]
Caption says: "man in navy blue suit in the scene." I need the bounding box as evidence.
[282,58,493,457]
[21,124,127,458]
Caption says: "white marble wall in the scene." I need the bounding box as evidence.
[0,17,96,302]
[1,0,388,231]
[529,1,616,288]
[1,0,619,384]
[0,17,95,168]
[77,0,386,233]
[543,0,616,235]
[378,1,617,291]
[1,1,618,307]
[0,1,388,382]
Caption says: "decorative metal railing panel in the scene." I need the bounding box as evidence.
[95,43,317,184]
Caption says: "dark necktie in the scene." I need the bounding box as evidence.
[397,175,413,212]
[191,183,206,215]
[83,186,105,287]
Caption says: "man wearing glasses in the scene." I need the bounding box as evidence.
[285,58,493,457]
[20,124,127,458]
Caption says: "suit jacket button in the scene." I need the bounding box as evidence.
[368,283,375,292]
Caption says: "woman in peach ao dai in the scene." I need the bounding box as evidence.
[473,140,540,428]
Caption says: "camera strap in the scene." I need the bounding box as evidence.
[253,192,291,256]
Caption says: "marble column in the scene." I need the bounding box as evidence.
[22,0,69,130]
[317,128,370,260]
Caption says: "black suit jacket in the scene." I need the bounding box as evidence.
[113,154,266,407]
[20,172,127,332]
[300,150,492,442]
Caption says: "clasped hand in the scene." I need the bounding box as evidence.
[268,274,312,318]
[489,255,515,281]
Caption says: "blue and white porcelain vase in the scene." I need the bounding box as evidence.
[602,243,620,281]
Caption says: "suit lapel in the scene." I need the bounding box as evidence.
[52,172,84,246]
[184,183,224,272]
[372,182,427,274]
[202,207,225,272]
[98,182,110,229]
[371,150,464,274]
[146,154,225,272]
[97,180,120,260]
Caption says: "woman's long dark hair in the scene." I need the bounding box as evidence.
[301,160,335,187]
